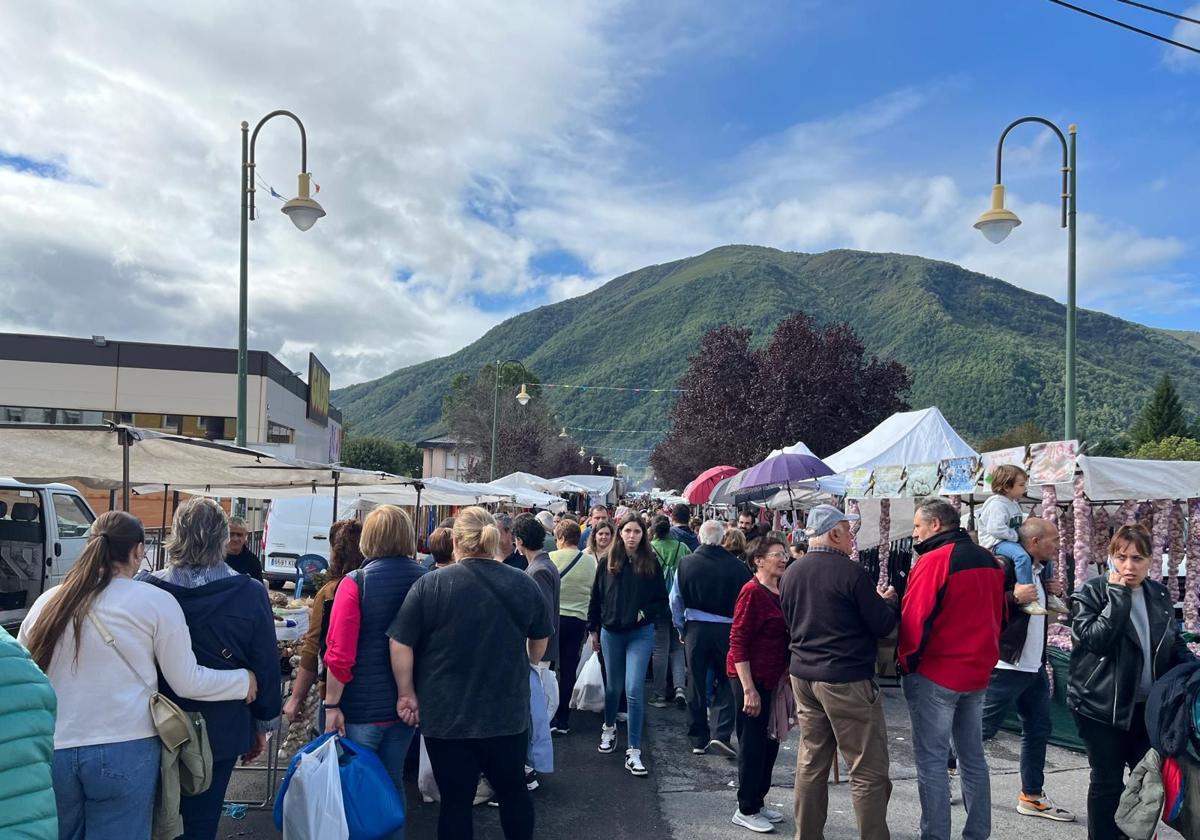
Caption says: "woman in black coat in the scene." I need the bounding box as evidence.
[1067,523,1194,840]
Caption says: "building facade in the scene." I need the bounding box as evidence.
[0,332,343,464]
[418,436,472,481]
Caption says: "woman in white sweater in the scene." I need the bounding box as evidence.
[19,510,255,840]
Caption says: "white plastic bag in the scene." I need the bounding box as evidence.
[535,663,560,722]
[569,647,606,712]
[418,736,440,803]
[282,735,349,840]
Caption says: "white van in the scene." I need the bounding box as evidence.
[262,497,340,588]
[0,479,97,631]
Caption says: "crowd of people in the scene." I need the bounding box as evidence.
[4,464,1194,840]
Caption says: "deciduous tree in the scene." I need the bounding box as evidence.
[341,436,422,476]
[651,313,910,487]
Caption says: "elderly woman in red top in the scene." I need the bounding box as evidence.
[727,536,791,834]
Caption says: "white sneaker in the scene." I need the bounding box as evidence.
[598,723,617,754]
[759,807,785,824]
[1045,593,1071,616]
[1021,601,1049,616]
[625,748,648,776]
[473,777,494,806]
[732,809,775,833]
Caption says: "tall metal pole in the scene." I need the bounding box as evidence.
[1065,125,1078,441]
[237,121,250,449]
[489,359,500,482]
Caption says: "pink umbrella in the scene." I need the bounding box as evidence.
[682,465,739,505]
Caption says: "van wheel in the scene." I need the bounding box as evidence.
[269,579,284,590]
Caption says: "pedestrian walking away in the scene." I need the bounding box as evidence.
[549,518,598,735]
[899,496,1006,840]
[283,518,365,732]
[671,519,751,758]
[780,503,898,840]
[1,623,58,840]
[22,509,258,840]
[588,513,670,776]
[1067,523,1195,840]
[649,514,688,708]
[322,505,427,840]
[390,506,553,840]
[727,536,791,834]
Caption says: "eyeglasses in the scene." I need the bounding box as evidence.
[765,551,788,560]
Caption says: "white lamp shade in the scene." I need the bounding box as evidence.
[282,200,325,231]
[976,218,1019,244]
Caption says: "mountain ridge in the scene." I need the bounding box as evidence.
[333,245,1200,458]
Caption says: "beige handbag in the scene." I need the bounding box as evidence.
[87,611,213,794]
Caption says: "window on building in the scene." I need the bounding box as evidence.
[267,421,295,444]
[1,406,103,425]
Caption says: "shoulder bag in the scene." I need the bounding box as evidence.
[559,551,585,580]
[87,611,213,795]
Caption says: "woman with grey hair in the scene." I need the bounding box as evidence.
[139,497,281,840]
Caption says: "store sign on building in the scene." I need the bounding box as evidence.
[307,353,330,427]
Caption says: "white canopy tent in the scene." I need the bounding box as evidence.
[556,474,619,505]
[492,471,589,495]
[468,481,569,511]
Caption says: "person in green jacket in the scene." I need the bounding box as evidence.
[0,624,58,840]
[650,515,689,708]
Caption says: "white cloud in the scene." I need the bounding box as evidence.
[1164,4,1200,72]
[0,1,1192,397]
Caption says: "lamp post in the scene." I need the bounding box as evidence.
[974,117,1077,440]
[238,111,326,449]
[489,359,528,481]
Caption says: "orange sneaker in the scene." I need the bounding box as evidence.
[1017,791,1075,821]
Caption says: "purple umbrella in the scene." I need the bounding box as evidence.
[740,452,833,491]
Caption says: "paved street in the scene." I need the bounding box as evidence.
[216,685,1181,839]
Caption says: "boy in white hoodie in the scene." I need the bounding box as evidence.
[978,464,1068,616]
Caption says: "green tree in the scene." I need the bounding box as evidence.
[1129,374,1191,448]
[341,436,422,476]
[976,421,1048,453]
[442,365,579,480]
[1130,436,1200,461]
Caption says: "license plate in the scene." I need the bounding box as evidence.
[270,556,296,569]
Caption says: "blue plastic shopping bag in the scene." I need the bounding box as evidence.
[274,733,405,840]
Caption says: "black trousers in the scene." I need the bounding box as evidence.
[424,731,533,840]
[684,621,735,748]
[553,616,588,728]
[732,680,780,815]
[1073,706,1150,840]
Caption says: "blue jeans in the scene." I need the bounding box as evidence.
[53,736,160,840]
[346,721,416,840]
[981,666,1052,796]
[903,673,991,840]
[600,624,654,749]
[994,539,1039,585]
[179,757,235,840]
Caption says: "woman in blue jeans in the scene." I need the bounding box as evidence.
[587,514,669,777]
[324,505,427,839]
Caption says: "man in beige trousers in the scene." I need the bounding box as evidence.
[779,505,899,839]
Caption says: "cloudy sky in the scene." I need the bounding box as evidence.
[2,1,1199,389]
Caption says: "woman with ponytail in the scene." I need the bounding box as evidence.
[18,510,256,840]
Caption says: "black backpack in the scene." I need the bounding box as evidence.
[1145,660,1200,761]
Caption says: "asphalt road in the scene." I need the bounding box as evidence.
[217,687,1181,839]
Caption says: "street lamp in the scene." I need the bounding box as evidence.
[238,110,326,449]
[490,359,528,481]
[974,117,1077,440]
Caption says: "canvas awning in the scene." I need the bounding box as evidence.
[0,425,405,491]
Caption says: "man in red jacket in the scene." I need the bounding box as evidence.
[898,496,1005,840]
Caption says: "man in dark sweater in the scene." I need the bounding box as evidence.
[669,503,699,552]
[670,519,751,756]
[224,516,264,583]
[780,504,898,840]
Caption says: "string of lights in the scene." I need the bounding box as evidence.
[566,426,667,434]
[536,383,689,393]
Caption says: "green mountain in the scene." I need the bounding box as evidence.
[333,246,1200,459]
[1158,329,1200,354]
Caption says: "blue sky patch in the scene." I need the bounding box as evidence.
[0,151,71,180]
